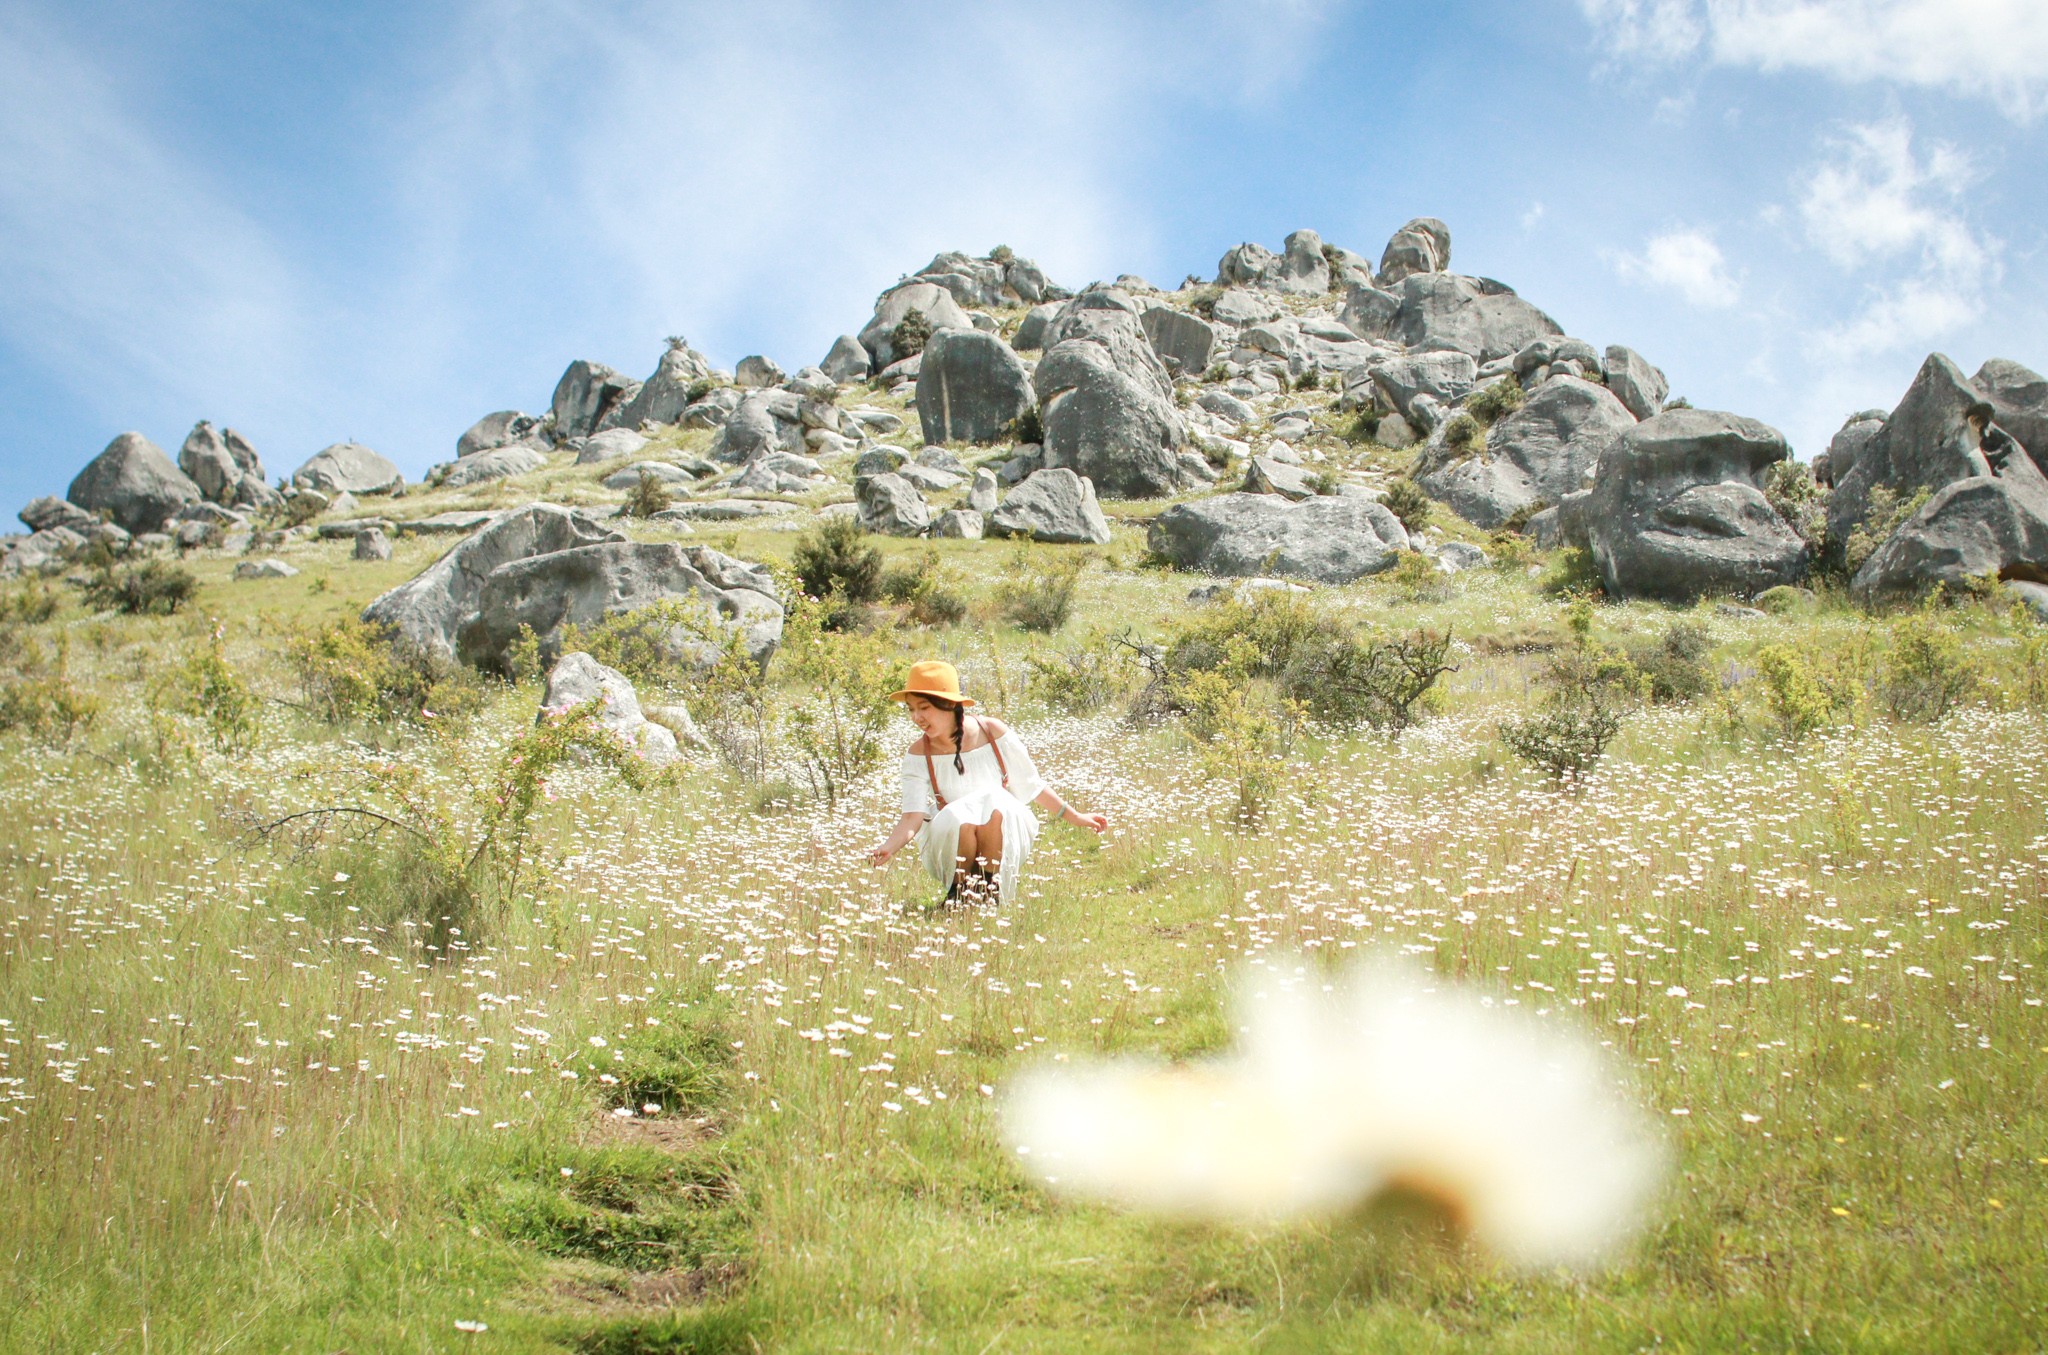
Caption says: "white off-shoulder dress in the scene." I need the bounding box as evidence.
[899,726,1048,901]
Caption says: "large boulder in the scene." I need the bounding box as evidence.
[1602,347,1669,422]
[574,428,650,465]
[1217,241,1279,288]
[1242,456,1320,501]
[18,496,95,534]
[1140,306,1219,376]
[989,468,1112,545]
[1368,352,1478,420]
[464,541,783,672]
[820,334,871,383]
[68,432,202,533]
[540,651,679,767]
[914,329,1033,444]
[1414,377,1636,529]
[1385,273,1562,363]
[1378,217,1451,285]
[1275,229,1331,295]
[1827,353,2002,546]
[439,444,549,489]
[1213,287,1283,327]
[858,281,973,368]
[552,360,639,439]
[1970,358,2048,475]
[856,473,931,536]
[1147,493,1410,584]
[292,442,403,496]
[1585,408,1808,601]
[1337,282,1402,342]
[178,421,265,503]
[607,343,716,432]
[1851,470,2048,601]
[1033,290,1189,499]
[1011,303,1062,352]
[1819,409,1887,487]
[362,503,625,662]
[709,391,804,463]
[457,410,542,458]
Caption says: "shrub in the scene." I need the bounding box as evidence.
[1498,499,1550,537]
[620,469,672,519]
[996,547,1088,633]
[1625,621,1715,705]
[1466,377,1525,425]
[1879,606,1977,722]
[1009,406,1044,446]
[1539,545,1604,596]
[0,583,59,625]
[1486,533,1537,573]
[1842,484,1931,576]
[81,560,197,616]
[890,307,933,360]
[1764,460,1827,551]
[1754,644,1857,739]
[777,597,901,804]
[1309,469,1343,496]
[0,674,101,744]
[1441,414,1484,455]
[285,617,487,729]
[1173,636,1297,828]
[1294,368,1323,391]
[1342,408,1384,444]
[881,550,969,627]
[1384,549,1451,603]
[1755,585,1810,615]
[281,493,324,528]
[171,629,259,753]
[1283,625,1456,733]
[792,516,883,605]
[990,244,1016,265]
[1026,632,1138,714]
[1498,615,1642,779]
[1379,478,1433,533]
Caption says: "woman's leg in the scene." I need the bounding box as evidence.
[952,820,981,884]
[972,810,1004,876]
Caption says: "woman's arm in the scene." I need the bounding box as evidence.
[1033,787,1108,835]
[869,812,928,866]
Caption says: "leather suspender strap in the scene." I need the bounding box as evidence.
[923,717,1009,813]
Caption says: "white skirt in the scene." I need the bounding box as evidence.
[916,787,1037,902]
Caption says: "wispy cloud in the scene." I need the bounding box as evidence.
[1613,228,1741,307]
[1580,0,2048,120]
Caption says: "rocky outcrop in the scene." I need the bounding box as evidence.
[439,444,547,489]
[1378,217,1450,285]
[1033,289,1189,499]
[1585,408,1808,601]
[989,468,1112,545]
[914,329,1033,444]
[1972,358,2048,471]
[69,432,202,533]
[1816,409,1887,487]
[820,334,871,383]
[178,421,267,505]
[457,411,543,458]
[1601,346,1668,422]
[574,428,650,465]
[1379,273,1562,363]
[552,360,639,439]
[607,342,716,431]
[856,473,931,536]
[1826,354,1989,546]
[1414,377,1636,529]
[1852,471,2048,601]
[734,355,784,389]
[540,651,680,767]
[466,541,783,672]
[914,249,1063,308]
[1140,306,1219,376]
[1217,230,1331,294]
[362,503,625,662]
[1147,493,1410,584]
[292,442,403,496]
[1368,352,1478,422]
[18,496,95,534]
[859,281,973,368]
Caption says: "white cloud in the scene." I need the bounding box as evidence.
[1797,117,1999,354]
[1580,0,2048,120]
[1614,228,1741,307]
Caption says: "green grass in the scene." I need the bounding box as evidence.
[1,466,2045,1350]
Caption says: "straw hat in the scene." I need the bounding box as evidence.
[889,659,975,706]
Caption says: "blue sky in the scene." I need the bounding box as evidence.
[3,0,2044,514]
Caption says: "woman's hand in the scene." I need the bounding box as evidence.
[1068,810,1109,835]
[869,842,898,867]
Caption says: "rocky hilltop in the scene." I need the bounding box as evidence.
[11,218,2048,622]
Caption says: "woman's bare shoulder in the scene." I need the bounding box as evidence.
[982,716,1012,740]
[906,735,932,757]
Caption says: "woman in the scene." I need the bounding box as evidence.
[868,660,1108,906]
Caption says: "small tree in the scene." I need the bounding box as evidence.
[777,597,901,804]
[891,308,933,361]
[621,468,673,519]
[1380,478,1433,533]
[793,516,883,605]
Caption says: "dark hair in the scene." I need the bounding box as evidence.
[919,694,969,773]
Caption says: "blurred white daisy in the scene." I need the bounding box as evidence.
[1001,956,1669,1271]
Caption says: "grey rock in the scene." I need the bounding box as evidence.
[1821,411,1886,487]
[466,541,783,672]
[1141,306,1219,376]
[1378,217,1451,285]
[399,511,497,537]
[575,428,651,465]
[967,468,999,514]
[735,355,784,389]
[856,473,931,536]
[19,496,95,534]
[440,444,547,489]
[1970,358,2048,475]
[728,452,825,495]
[1147,492,1410,584]
[821,334,872,383]
[653,500,804,523]
[1212,287,1282,327]
[2007,580,2048,622]
[234,558,298,580]
[914,328,1033,444]
[1851,460,2048,602]
[1413,376,1635,530]
[602,461,699,491]
[1602,346,1669,421]
[1586,408,1808,601]
[999,445,1044,485]
[1033,291,1189,498]
[679,387,743,430]
[1196,390,1256,426]
[69,432,203,533]
[1011,303,1063,352]
[854,447,907,478]
[354,527,393,562]
[1243,455,1320,501]
[457,410,541,458]
[607,342,715,430]
[1387,273,1562,363]
[1276,228,1331,295]
[540,651,679,767]
[989,468,1112,545]
[317,517,395,541]
[846,406,904,435]
[913,446,967,473]
[1433,541,1489,573]
[1217,241,1279,288]
[362,503,624,662]
[709,391,798,464]
[1376,413,1418,449]
[1370,351,1479,420]
[1188,576,1313,603]
[178,421,245,502]
[877,354,922,385]
[931,508,985,540]
[897,463,963,493]
[292,442,403,496]
[552,360,638,439]
[1827,353,1998,547]
[859,281,973,368]
[1525,505,1563,550]
[1337,282,1402,342]
[175,500,247,528]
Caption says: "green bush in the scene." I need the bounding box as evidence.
[0,674,101,744]
[1441,414,1484,456]
[996,547,1088,633]
[81,559,197,616]
[170,631,259,753]
[1466,377,1525,425]
[1539,546,1605,596]
[1879,607,1977,722]
[777,597,901,804]
[620,468,673,519]
[1765,460,1827,551]
[1842,484,1931,576]
[1009,405,1044,446]
[1379,478,1433,533]
[1625,621,1715,704]
[0,583,59,625]
[1498,499,1550,537]
[1172,636,1297,828]
[793,516,883,605]
[1754,644,1858,739]
[285,617,487,728]
[890,307,933,361]
[1026,632,1138,714]
[1283,625,1456,733]
[1755,585,1811,615]
[1309,469,1343,496]
[1498,617,1643,778]
[1384,549,1451,603]
[881,549,969,627]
